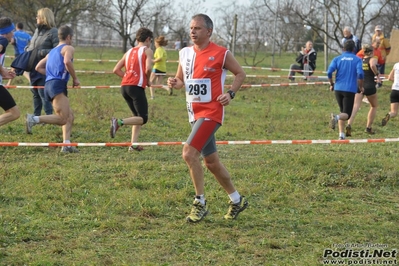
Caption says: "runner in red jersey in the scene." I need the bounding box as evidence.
[168,14,247,223]
[110,27,153,152]
[179,42,228,124]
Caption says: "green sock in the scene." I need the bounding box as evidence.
[117,119,123,126]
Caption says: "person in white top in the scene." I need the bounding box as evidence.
[381,62,399,126]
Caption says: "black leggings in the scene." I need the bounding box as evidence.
[0,85,17,111]
[335,90,355,119]
[120,85,148,124]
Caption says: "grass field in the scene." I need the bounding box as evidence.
[0,47,398,265]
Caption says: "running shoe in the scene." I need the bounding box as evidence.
[339,136,345,140]
[365,127,375,134]
[60,146,80,153]
[128,145,144,152]
[381,113,390,127]
[345,124,352,137]
[224,196,248,220]
[329,113,337,130]
[25,114,36,134]
[186,199,208,223]
[110,117,119,138]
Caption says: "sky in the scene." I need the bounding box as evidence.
[201,0,251,21]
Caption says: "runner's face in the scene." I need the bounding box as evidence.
[67,34,73,45]
[189,18,211,44]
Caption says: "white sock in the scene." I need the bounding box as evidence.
[228,191,241,204]
[339,132,345,138]
[335,115,340,121]
[195,195,205,205]
[63,140,71,148]
[33,116,40,123]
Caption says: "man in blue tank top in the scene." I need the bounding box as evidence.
[25,25,81,153]
[327,40,364,140]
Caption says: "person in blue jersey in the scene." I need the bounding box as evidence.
[12,22,32,56]
[25,25,80,153]
[328,40,364,140]
[7,22,31,87]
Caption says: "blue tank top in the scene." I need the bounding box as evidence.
[45,44,70,82]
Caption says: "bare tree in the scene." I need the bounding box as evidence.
[214,2,243,49]
[2,0,395,61]
[94,0,178,52]
[94,0,151,53]
[294,0,392,54]
[213,1,271,66]
[371,0,399,38]
[257,0,310,53]
[0,0,97,33]
[162,0,208,49]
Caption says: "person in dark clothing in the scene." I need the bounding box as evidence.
[346,44,381,136]
[288,41,317,81]
[25,7,59,116]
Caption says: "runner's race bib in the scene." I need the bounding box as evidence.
[185,78,211,103]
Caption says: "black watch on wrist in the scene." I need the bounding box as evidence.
[227,90,235,99]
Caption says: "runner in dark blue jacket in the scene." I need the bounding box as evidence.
[327,40,364,140]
